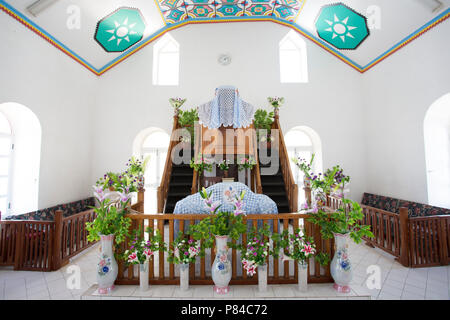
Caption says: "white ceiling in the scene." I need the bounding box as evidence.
[1,0,449,72]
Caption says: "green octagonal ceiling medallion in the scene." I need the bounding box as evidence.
[95,7,146,53]
[315,3,369,50]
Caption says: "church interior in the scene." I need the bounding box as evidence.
[0,0,449,302]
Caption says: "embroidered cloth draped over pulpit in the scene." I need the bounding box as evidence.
[173,183,278,236]
[198,86,255,129]
[197,86,257,155]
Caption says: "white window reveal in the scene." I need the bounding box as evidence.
[152,33,180,86]
[279,30,308,84]
[0,112,12,217]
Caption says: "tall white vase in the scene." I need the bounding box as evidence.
[297,261,308,292]
[179,263,190,291]
[211,235,232,294]
[97,234,118,294]
[139,261,149,292]
[258,264,268,292]
[330,232,352,293]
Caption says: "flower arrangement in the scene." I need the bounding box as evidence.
[190,154,213,176]
[126,156,150,189]
[124,227,164,265]
[188,187,247,250]
[240,225,273,276]
[169,97,186,110]
[167,233,200,265]
[267,96,285,109]
[237,156,256,171]
[217,159,231,171]
[277,228,316,264]
[95,172,138,194]
[86,186,131,245]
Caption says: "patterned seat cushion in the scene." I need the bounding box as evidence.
[361,192,450,217]
[4,197,95,221]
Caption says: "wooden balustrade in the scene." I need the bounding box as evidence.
[157,114,180,213]
[272,115,298,212]
[115,213,334,285]
[327,194,450,268]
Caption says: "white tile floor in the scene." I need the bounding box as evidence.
[1,240,449,300]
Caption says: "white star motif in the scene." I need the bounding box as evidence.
[324,14,357,43]
[105,18,139,47]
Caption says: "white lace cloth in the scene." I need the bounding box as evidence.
[198,86,255,129]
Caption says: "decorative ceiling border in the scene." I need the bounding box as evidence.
[0,0,448,76]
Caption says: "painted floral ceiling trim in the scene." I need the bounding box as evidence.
[0,0,449,76]
[157,0,306,24]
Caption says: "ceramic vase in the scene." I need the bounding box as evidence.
[139,261,149,292]
[258,264,268,292]
[298,261,308,292]
[96,234,118,294]
[179,263,190,291]
[211,235,232,294]
[330,232,352,293]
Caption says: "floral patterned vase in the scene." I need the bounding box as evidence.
[330,233,352,293]
[211,235,232,294]
[97,234,118,294]
[298,261,308,292]
[179,263,189,291]
[139,261,149,292]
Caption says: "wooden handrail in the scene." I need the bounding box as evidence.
[191,121,202,194]
[273,115,298,212]
[252,124,263,194]
[157,114,180,213]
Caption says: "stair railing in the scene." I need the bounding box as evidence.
[191,121,202,194]
[157,113,180,213]
[272,112,298,212]
[252,124,263,194]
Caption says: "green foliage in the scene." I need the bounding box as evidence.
[188,211,246,253]
[169,97,186,109]
[237,156,257,171]
[126,156,150,177]
[267,97,285,109]
[178,108,199,143]
[315,252,331,266]
[167,232,200,265]
[123,227,164,265]
[217,159,231,171]
[95,171,138,193]
[86,199,131,245]
[190,154,213,176]
[253,109,274,141]
[273,228,316,263]
[238,224,276,266]
[308,198,374,243]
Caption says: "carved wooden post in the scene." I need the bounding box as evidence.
[13,223,24,270]
[439,217,449,265]
[304,186,312,207]
[53,210,63,270]
[292,184,298,212]
[137,188,145,213]
[399,207,410,267]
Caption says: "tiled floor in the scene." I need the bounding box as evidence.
[1,240,449,300]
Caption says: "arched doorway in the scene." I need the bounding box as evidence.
[424,93,450,208]
[133,127,170,213]
[0,102,41,217]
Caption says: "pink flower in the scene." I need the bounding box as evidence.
[128,252,138,263]
[301,202,309,210]
[301,245,315,256]
[219,254,227,262]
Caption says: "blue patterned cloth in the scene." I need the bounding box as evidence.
[198,86,255,129]
[173,182,278,237]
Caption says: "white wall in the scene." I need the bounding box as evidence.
[92,22,367,202]
[362,20,450,204]
[0,13,97,212]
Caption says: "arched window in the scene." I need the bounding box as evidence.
[285,126,322,205]
[0,103,41,218]
[152,33,180,86]
[424,93,450,208]
[279,30,308,83]
[133,128,170,213]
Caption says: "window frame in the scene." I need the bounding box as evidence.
[279,30,309,84]
[152,33,180,86]
[0,117,13,217]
